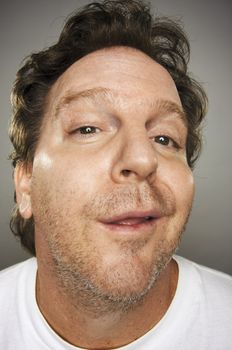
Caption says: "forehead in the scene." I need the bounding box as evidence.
[47,47,181,113]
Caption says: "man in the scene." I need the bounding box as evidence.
[0,0,231,349]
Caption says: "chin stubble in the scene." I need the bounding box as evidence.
[46,220,187,317]
[37,182,191,316]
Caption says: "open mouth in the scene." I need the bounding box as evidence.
[99,210,160,229]
[109,216,156,226]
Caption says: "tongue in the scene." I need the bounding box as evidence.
[111,217,146,225]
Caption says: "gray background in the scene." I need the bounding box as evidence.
[0,0,231,274]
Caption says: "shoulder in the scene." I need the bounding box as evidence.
[0,258,37,277]
[0,259,38,347]
[0,258,37,296]
[0,258,37,322]
[175,255,232,286]
[175,255,232,311]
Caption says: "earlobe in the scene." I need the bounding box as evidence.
[14,164,33,219]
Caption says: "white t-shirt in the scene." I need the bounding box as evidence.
[0,255,231,350]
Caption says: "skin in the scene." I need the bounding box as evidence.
[15,47,194,349]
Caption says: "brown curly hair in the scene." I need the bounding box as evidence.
[9,0,208,255]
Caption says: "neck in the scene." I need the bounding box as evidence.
[36,258,178,349]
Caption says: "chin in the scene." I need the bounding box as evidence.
[49,229,179,314]
[89,249,173,309]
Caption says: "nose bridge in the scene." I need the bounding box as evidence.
[126,126,154,162]
[112,124,158,182]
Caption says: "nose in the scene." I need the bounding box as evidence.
[111,128,158,184]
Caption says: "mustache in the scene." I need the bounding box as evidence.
[83,183,176,218]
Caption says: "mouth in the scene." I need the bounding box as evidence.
[99,210,160,232]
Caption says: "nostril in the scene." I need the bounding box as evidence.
[121,169,131,177]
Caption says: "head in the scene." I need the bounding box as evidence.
[9,0,207,310]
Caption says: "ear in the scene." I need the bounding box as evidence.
[14,164,33,219]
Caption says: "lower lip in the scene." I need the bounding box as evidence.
[99,218,159,236]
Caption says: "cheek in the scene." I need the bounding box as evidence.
[32,149,107,205]
[159,160,195,210]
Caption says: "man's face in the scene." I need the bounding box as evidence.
[24,47,194,308]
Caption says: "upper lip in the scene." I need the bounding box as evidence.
[99,210,162,224]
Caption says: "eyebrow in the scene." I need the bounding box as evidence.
[54,87,110,118]
[54,86,187,123]
[153,99,187,125]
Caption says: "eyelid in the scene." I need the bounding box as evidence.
[147,116,187,139]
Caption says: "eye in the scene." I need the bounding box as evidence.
[78,126,98,134]
[70,125,101,136]
[154,135,180,149]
